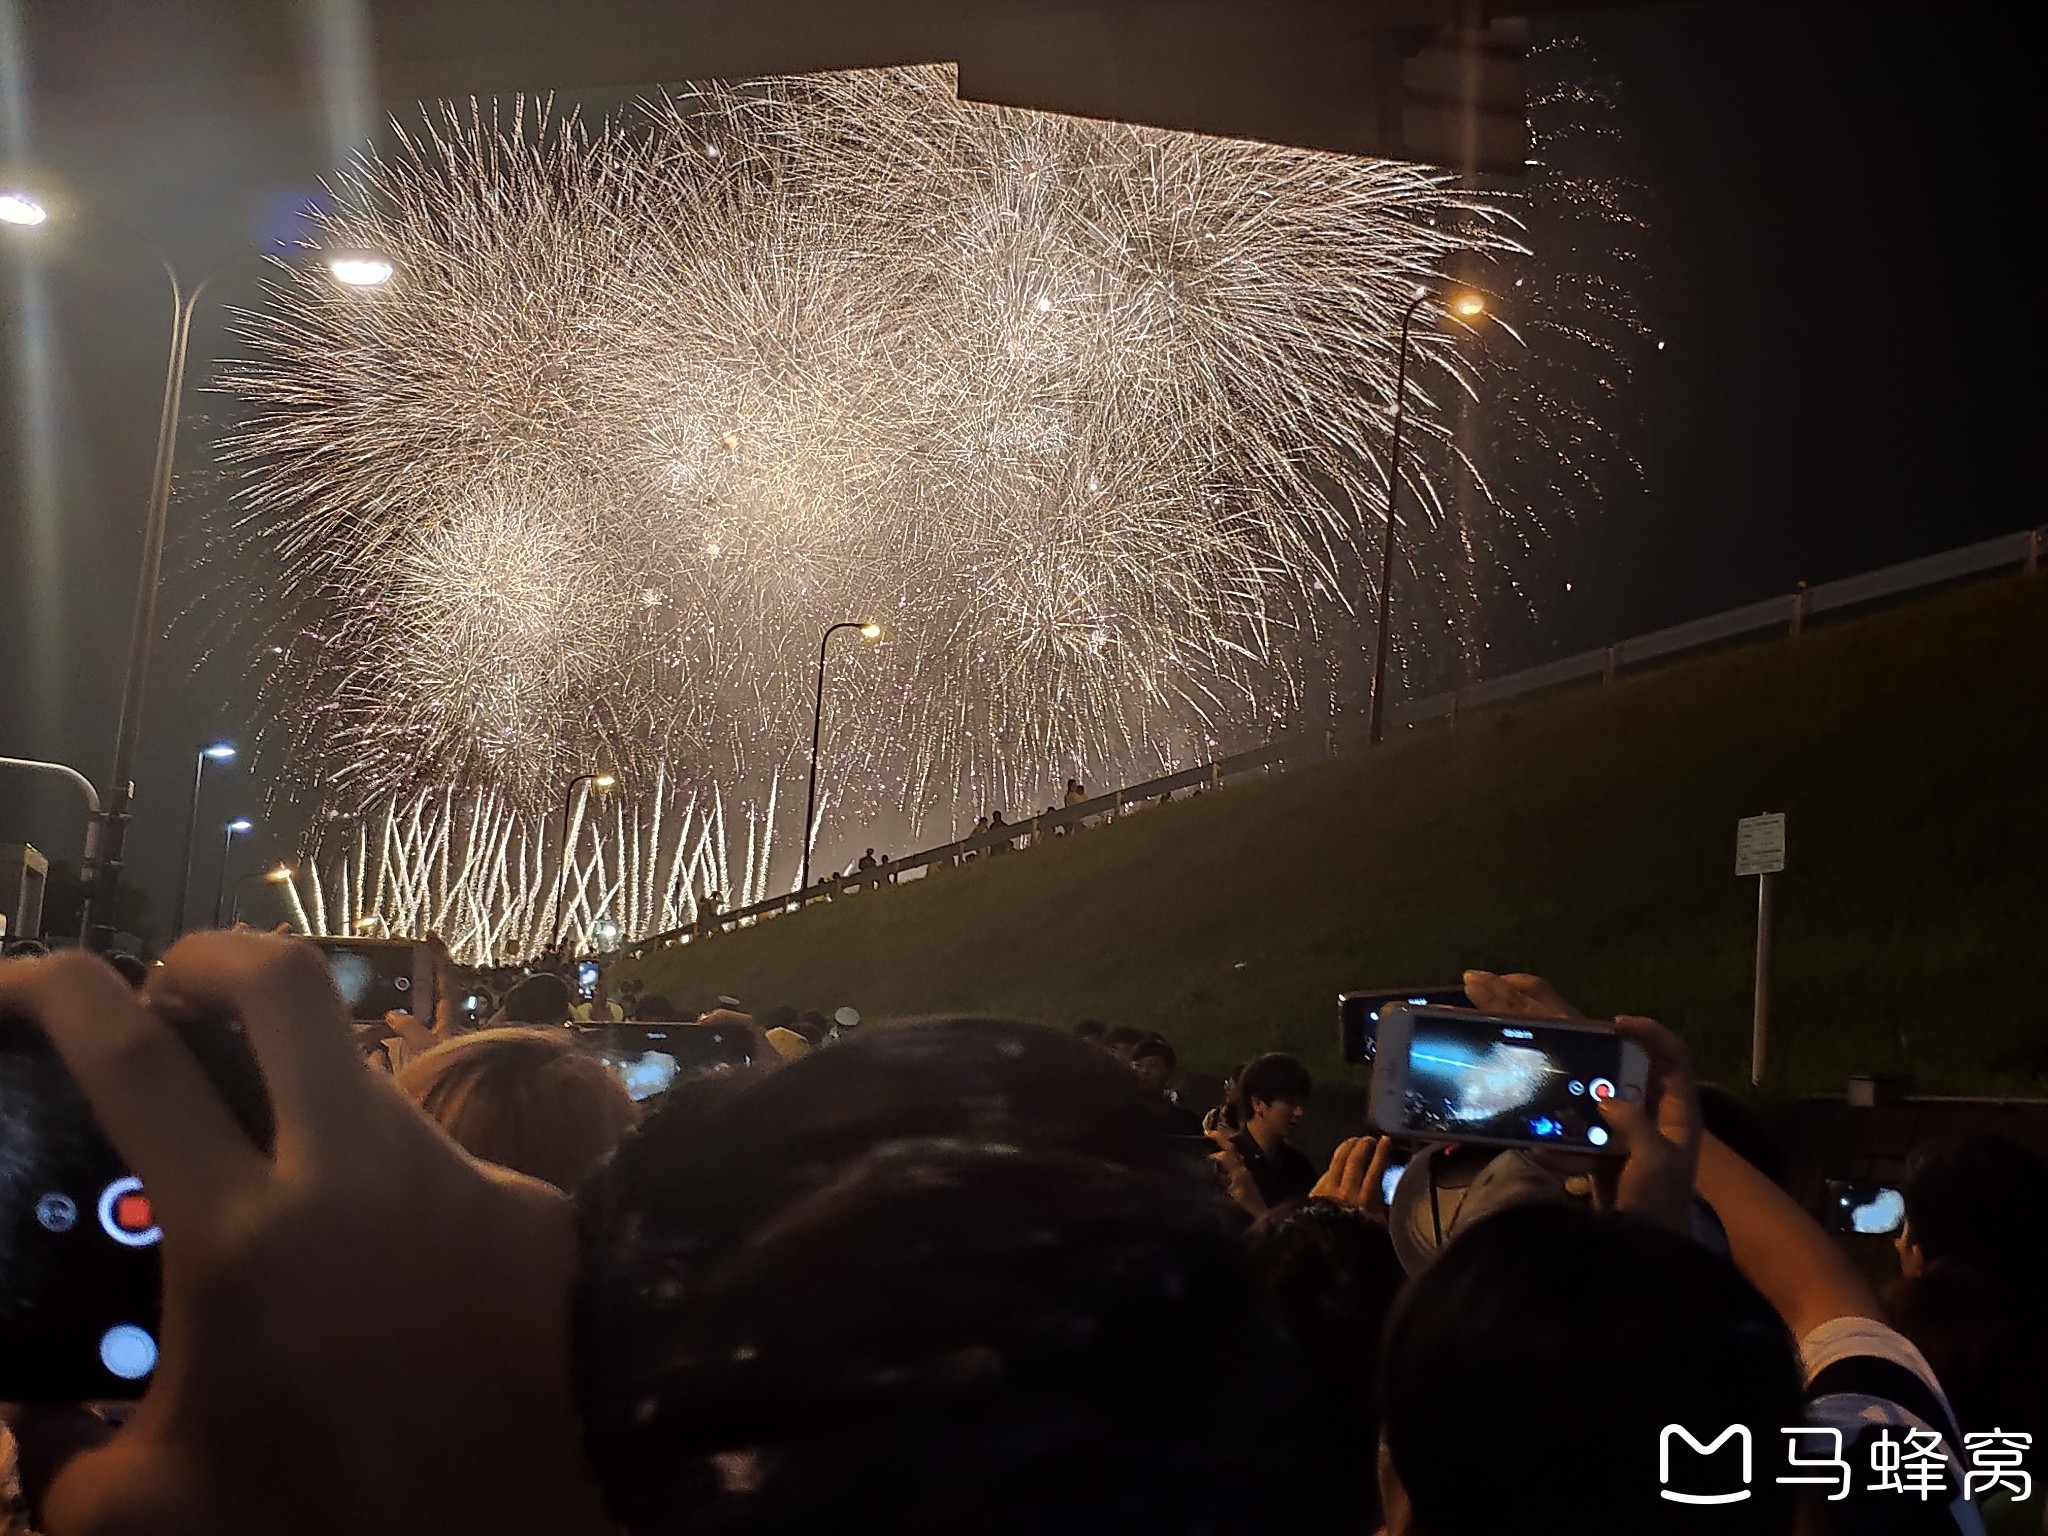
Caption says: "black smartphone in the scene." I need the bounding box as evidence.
[306,937,435,1024]
[1339,987,1474,1064]
[1824,1180,1906,1236]
[0,1010,271,1401]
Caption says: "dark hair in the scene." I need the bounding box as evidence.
[1886,1261,2047,1438]
[1234,1052,1312,1110]
[1130,1037,1176,1071]
[576,1018,1324,1535]
[630,994,678,1022]
[1245,1200,1405,1529]
[503,972,572,1025]
[105,952,151,990]
[1902,1134,2048,1286]
[1072,1019,1108,1042]
[1102,1025,1146,1049]
[1381,1203,1801,1536]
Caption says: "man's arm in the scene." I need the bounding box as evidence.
[1695,1131,1883,1340]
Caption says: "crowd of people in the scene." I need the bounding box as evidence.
[1,936,2042,1535]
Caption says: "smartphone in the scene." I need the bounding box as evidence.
[583,1022,756,1101]
[576,960,601,1001]
[1369,1005,1649,1155]
[1824,1180,1906,1236]
[1339,987,1475,1063]
[0,1010,271,1401]
[307,937,435,1024]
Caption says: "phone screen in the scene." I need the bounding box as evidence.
[1389,1012,1632,1151]
[0,1012,269,1401]
[576,961,601,1000]
[1826,1182,1906,1235]
[1340,988,1474,1063]
[309,939,426,1022]
[587,1025,752,1101]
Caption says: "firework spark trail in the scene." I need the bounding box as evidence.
[215,64,1635,956]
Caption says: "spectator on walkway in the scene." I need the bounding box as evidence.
[987,809,1011,852]
[1222,1053,1316,1210]
[857,848,878,871]
[1064,777,1088,808]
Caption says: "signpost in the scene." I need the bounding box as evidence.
[1735,813,1787,1085]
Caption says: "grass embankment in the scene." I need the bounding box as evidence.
[636,577,2048,1095]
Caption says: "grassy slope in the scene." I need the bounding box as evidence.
[635,577,2048,1094]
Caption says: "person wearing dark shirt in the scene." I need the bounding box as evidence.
[1131,1036,1202,1136]
[1227,1052,1316,1207]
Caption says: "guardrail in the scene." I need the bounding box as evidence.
[633,525,2042,955]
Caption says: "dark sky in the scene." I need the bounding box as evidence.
[0,2,2028,942]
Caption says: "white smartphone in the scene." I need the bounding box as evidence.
[1369,1005,1650,1156]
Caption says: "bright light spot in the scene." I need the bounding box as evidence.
[1450,293,1485,318]
[99,1324,158,1380]
[327,253,395,288]
[704,543,722,558]
[593,773,617,789]
[227,819,253,834]
[1656,340,1666,351]
[704,143,721,159]
[640,587,665,607]
[1564,581,1573,592]
[860,622,882,640]
[1034,295,1052,313]
[0,191,50,226]
[1586,1125,1610,1148]
[203,742,237,761]
[267,865,294,882]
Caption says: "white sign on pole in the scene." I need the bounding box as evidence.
[1735,813,1787,877]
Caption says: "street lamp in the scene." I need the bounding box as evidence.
[2,190,395,948]
[550,772,616,952]
[229,863,294,927]
[801,621,883,891]
[1367,285,1487,747]
[210,819,254,929]
[173,742,236,938]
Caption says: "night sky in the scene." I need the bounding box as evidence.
[0,3,2027,943]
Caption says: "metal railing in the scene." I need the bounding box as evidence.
[634,525,2042,954]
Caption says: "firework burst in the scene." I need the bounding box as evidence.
[215,65,1618,954]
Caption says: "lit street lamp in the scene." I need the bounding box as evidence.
[174,742,236,937]
[1,187,394,948]
[229,863,295,927]
[550,772,616,953]
[801,621,882,891]
[210,819,254,929]
[1367,286,1487,747]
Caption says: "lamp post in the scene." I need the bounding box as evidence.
[550,772,615,954]
[229,863,295,927]
[1,187,394,948]
[801,621,882,891]
[209,819,253,929]
[1367,286,1486,747]
[173,742,236,937]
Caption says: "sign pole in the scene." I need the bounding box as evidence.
[1751,870,1773,1086]
[1733,812,1787,1088]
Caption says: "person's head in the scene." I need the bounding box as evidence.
[502,972,573,1026]
[1129,1036,1176,1096]
[1102,1024,1145,1061]
[577,1017,1326,1535]
[1235,1052,1311,1144]
[1886,1260,2047,1438]
[1380,1202,1802,1536]
[1072,1018,1108,1047]
[1897,1133,2048,1285]
[395,1027,635,1192]
[105,951,151,990]
[630,993,678,1022]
